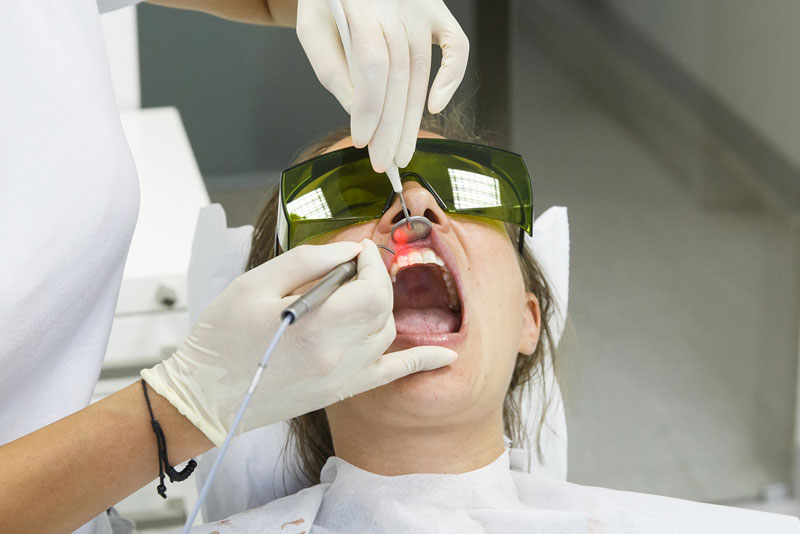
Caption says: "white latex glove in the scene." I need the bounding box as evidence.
[296,0,469,172]
[141,239,457,447]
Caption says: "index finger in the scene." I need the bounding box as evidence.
[355,239,393,303]
[355,239,391,284]
[343,0,389,147]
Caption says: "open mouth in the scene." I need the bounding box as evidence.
[389,245,464,335]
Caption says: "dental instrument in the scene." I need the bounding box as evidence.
[327,0,414,231]
[282,244,395,321]
[184,243,396,532]
[391,215,432,244]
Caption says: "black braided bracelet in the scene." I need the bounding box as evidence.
[140,379,197,499]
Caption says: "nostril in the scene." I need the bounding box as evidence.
[391,211,405,224]
[423,209,439,224]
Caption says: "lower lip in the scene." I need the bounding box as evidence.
[391,310,468,350]
[393,331,466,349]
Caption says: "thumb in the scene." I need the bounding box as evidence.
[375,346,458,384]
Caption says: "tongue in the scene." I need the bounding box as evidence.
[394,307,461,334]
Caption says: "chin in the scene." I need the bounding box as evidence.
[377,356,475,419]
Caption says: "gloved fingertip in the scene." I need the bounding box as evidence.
[441,347,459,363]
[427,95,447,115]
[394,141,416,168]
[370,144,396,173]
[393,347,457,377]
[427,81,458,114]
[372,160,388,173]
[358,238,379,256]
[350,120,370,148]
[422,347,459,369]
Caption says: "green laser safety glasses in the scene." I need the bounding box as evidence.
[276,138,533,252]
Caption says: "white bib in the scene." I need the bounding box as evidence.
[190,451,800,534]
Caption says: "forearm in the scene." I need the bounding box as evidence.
[0,381,212,534]
[146,0,297,27]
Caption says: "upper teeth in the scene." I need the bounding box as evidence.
[389,247,460,311]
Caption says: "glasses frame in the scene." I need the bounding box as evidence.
[275,138,533,255]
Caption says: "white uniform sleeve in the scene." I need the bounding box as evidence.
[0,0,139,531]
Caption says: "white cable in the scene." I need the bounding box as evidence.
[183,314,294,532]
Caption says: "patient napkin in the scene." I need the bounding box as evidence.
[189,451,800,534]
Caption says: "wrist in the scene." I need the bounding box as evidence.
[141,380,214,458]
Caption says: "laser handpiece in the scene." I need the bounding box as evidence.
[282,260,356,322]
[282,244,395,321]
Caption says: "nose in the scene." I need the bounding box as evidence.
[377,181,450,244]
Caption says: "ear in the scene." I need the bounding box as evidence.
[518,292,541,355]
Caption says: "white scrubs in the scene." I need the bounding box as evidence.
[0,1,141,532]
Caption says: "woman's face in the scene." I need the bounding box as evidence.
[304,133,541,433]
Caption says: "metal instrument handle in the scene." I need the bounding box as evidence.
[281,260,358,322]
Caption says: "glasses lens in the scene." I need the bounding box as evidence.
[281,153,392,249]
[280,140,532,250]
[406,141,532,234]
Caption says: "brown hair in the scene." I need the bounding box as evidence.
[247,102,559,484]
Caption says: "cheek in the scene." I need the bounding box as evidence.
[309,221,379,245]
[464,232,526,379]
[468,237,525,316]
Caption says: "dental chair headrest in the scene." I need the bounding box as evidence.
[188,204,570,522]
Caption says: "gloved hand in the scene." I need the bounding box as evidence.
[296,0,469,172]
[141,239,457,447]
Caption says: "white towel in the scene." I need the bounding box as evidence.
[188,451,800,534]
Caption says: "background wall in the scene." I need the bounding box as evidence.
[137,1,478,182]
[604,0,800,169]
[510,0,800,504]
[132,0,800,510]
[137,6,345,179]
